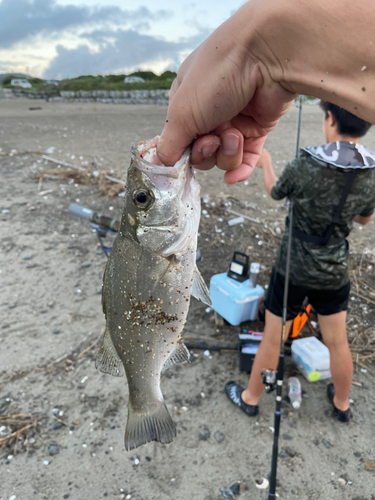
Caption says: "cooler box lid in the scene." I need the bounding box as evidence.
[210,273,263,303]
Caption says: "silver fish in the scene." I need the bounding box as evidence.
[97,137,211,450]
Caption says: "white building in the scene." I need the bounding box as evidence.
[124,76,145,83]
[10,79,32,88]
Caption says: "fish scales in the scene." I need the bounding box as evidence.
[97,137,212,450]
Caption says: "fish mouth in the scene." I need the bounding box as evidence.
[131,137,191,180]
[131,137,200,257]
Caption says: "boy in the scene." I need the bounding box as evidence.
[225,101,375,422]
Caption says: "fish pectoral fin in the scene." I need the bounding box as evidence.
[125,399,176,451]
[162,340,190,371]
[95,327,125,377]
[192,266,212,306]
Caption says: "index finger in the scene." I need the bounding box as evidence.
[224,135,266,183]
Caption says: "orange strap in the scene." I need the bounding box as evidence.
[290,304,311,339]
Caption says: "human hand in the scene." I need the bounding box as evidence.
[156,3,296,184]
[156,0,375,184]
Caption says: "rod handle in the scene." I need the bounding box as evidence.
[68,204,93,221]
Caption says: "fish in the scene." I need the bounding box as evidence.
[96,137,212,450]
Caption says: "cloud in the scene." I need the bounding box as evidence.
[43,28,209,79]
[0,0,172,49]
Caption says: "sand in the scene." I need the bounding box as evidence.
[1,99,375,500]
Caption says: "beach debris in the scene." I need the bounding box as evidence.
[98,138,211,450]
[105,174,125,185]
[219,488,234,499]
[226,208,261,224]
[52,421,64,430]
[229,482,241,494]
[255,478,269,490]
[198,428,210,441]
[48,444,59,455]
[214,431,225,443]
[0,414,40,455]
[42,155,86,171]
[228,216,244,226]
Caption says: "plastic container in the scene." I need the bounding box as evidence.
[249,262,260,288]
[228,216,244,226]
[238,331,263,372]
[287,377,302,409]
[291,337,331,382]
[209,273,264,326]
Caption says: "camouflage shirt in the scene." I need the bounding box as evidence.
[272,145,375,289]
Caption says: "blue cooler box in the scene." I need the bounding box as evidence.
[209,273,264,326]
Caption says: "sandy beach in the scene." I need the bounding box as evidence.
[1,98,375,500]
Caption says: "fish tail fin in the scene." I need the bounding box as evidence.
[125,399,176,450]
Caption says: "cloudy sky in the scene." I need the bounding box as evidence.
[0,0,245,79]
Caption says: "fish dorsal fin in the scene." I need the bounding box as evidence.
[192,266,212,306]
[96,328,125,377]
[162,340,190,371]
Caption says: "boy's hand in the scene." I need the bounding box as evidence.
[255,150,271,169]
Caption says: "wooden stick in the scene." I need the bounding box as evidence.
[42,155,87,172]
[226,208,261,224]
[349,347,375,353]
[0,424,35,445]
[350,290,375,307]
[76,339,99,360]
[354,359,375,378]
[0,413,31,420]
[0,150,45,157]
[52,415,66,426]
[105,174,125,185]
[214,311,224,327]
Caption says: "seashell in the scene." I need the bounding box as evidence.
[255,478,269,490]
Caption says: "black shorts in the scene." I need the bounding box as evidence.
[264,269,350,321]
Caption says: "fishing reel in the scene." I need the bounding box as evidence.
[261,368,277,393]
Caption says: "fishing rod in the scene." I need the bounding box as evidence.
[268,95,303,498]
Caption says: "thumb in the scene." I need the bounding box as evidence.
[156,117,195,167]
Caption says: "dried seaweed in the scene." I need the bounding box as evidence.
[0,414,41,455]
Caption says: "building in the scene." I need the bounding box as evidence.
[10,79,32,89]
[124,76,145,83]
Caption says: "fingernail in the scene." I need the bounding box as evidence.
[222,133,240,155]
[201,143,217,158]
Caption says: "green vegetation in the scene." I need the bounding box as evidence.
[0,70,176,93]
[0,70,177,92]
[58,71,176,91]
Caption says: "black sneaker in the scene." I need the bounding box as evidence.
[225,381,259,417]
[327,383,352,422]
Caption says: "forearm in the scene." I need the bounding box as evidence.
[248,0,375,124]
[353,214,372,225]
[262,163,277,197]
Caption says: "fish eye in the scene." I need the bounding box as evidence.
[132,189,155,210]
